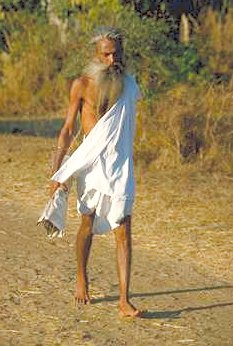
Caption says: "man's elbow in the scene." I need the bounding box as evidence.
[59,125,74,140]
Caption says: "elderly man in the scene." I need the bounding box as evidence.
[51,27,141,317]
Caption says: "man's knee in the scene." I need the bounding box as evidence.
[115,216,131,242]
[78,214,94,236]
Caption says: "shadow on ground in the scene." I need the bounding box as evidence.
[92,284,233,319]
[141,301,233,320]
[93,284,233,304]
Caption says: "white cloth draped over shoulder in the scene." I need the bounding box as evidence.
[52,74,140,234]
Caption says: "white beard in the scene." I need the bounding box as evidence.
[84,60,125,118]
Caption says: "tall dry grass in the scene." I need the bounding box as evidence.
[135,81,233,173]
[195,7,233,78]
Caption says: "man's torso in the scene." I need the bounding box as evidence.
[78,76,99,135]
[76,74,125,136]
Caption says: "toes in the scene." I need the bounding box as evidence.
[75,297,86,305]
[119,308,144,318]
[134,310,143,317]
[75,296,90,305]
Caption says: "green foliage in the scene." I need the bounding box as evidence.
[0,12,67,115]
[47,0,77,20]
[171,44,204,83]
[116,8,171,91]
[0,1,232,171]
[0,0,41,11]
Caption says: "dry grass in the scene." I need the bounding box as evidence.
[195,8,233,76]
[135,81,233,172]
[0,134,232,345]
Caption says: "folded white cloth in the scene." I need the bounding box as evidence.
[37,155,71,238]
[37,187,68,238]
[51,74,140,235]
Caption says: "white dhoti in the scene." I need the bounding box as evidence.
[51,74,140,235]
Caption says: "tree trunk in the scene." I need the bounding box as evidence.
[45,0,67,44]
[179,13,190,44]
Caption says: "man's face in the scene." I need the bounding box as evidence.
[96,38,123,68]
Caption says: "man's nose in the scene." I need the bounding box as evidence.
[108,54,115,65]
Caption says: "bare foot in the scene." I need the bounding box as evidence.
[75,277,90,305]
[119,301,143,318]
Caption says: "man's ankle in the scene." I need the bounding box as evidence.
[77,271,87,281]
[119,297,129,305]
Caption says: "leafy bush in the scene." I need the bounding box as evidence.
[0,12,67,116]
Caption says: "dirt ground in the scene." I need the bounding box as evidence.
[0,134,232,346]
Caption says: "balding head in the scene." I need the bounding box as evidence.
[91,26,123,46]
[91,27,124,69]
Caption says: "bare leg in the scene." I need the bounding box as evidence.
[75,213,94,304]
[115,216,141,317]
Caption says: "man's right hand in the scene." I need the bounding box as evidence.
[50,181,69,197]
[49,181,61,197]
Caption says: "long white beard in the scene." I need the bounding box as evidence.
[84,60,125,118]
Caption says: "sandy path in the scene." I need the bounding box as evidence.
[0,135,232,346]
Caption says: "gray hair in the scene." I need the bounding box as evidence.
[91,26,123,45]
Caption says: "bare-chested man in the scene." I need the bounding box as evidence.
[51,27,142,317]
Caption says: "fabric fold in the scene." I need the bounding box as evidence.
[37,155,71,237]
[37,187,69,238]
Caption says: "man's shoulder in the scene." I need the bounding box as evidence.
[71,75,89,89]
[70,75,93,97]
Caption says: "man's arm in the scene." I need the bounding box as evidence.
[50,78,84,195]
